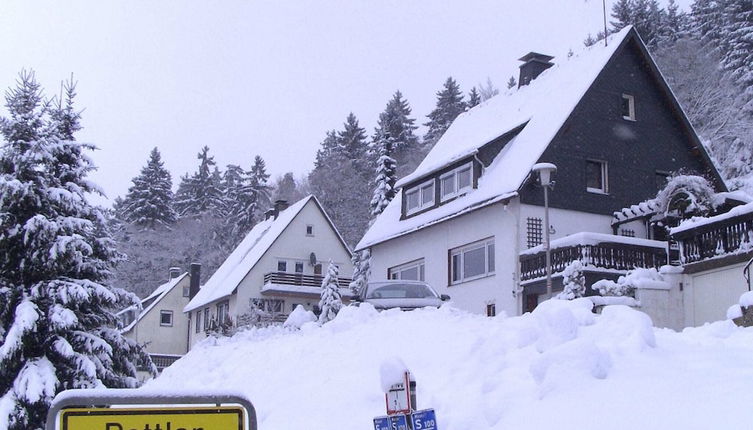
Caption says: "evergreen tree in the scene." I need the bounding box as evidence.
[370,134,397,218]
[318,261,342,324]
[223,155,271,241]
[719,0,753,113]
[120,148,177,228]
[338,113,370,174]
[314,130,339,169]
[348,249,370,296]
[249,155,271,210]
[174,146,225,217]
[373,91,419,176]
[467,87,481,108]
[49,75,82,142]
[556,261,586,300]
[424,77,466,147]
[506,76,517,89]
[0,71,153,430]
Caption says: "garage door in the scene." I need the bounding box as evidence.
[692,265,748,325]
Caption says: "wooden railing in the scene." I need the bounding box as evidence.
[520,242,668,281]
[263,272,353,288]
[671,213,753,264]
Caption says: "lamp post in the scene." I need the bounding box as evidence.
[532,163,557,298]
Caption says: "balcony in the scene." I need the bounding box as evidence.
[519,232,668,282]
[670,203,753,266]
[261,272,354,298]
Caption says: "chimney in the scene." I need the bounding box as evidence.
[274,199,289,214]
[189,263,201,299]
[168,267,182,280]
[264,208,277,221]
[518,52,554,87]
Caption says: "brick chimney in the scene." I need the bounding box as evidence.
[274,199,289,214]
[189,263,201,299]
[518,52,554,87]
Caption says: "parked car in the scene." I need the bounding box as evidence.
[353,280,450,310]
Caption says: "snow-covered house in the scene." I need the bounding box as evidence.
[184,196,353,347]
[118,265,197,375]
[357,26,727,318]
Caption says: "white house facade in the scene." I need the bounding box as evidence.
[357,26,740,325]
[184,196,353,347]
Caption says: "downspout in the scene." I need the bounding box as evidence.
[513,197,523,314]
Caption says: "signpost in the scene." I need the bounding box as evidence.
[46,390,256,430]
[376,369,438,430]
[410,409,437,430]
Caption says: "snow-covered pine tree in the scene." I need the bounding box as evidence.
[0,71,153,430]
[348,249,370,296]
[556,260,586,300]
[373,90,419,177]
[338,113,371,175]
[423,77,466,148]
[718,0,753,113]
[120,147,177,228]
[249,155,271,210]
[370,132,397,218]
[318,261,342,324]
[467,87,481,108]
[174,146,225,217]
[506,76,517,89]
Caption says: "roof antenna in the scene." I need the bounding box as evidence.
[603,0,608,47]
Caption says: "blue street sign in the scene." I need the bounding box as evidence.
[373,416,390,430]
[374,414,410,430]
[411,409,438,430]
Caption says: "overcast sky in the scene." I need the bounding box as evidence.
[0,0,691,206]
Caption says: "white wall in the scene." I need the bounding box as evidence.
[369,201,520,316]
[188,199,353,347]
[125,275,191,356]
[517,204,619,251]
[683,262,750,326]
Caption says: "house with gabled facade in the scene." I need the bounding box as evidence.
[184,196,353,347]
[356,26,732,321]
[118,264,198,376]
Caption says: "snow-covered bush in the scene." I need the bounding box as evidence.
[236,300,282,330]
[318,261,343,324]
[592,268,667,298]
[655,174,715,220]
[557,260,586,300]
[592,278,634,297]
[283,305,316,329]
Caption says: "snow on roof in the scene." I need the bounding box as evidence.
[670,201,753,235]
[122,272,188,333]
[185,196,314,312]
[613,199,660,224]
[358,27,634,250]
[519,232,667,256]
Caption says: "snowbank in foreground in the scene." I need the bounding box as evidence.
[145,301,753,430]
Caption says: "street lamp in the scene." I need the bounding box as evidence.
[532,162,557,298]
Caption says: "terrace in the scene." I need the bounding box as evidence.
[261,272,354,298]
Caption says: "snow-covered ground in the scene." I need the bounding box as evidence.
[146,301,753,430]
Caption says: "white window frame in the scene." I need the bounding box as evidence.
[195,310,202,333]
[440,162,473,202]
[159,310,173,327]
[622,94,636,121]
[388,259,426,281]
[294,261,304,273]
[405,179,435,215]
[277,260,288,272]
[217,301,229,324]
[450,238,495,285]
[586,159,609,194]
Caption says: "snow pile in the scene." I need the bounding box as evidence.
[143,301,753,429]
[282,305,316,329]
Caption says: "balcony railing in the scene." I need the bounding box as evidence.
[519,234,668,282]
[263,272,353,288]
[670,210,753,265]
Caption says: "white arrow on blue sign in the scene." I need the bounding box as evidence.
[373,414,410,430]
[411,409,438,430]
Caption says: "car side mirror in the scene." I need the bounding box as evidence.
[351,295,362,302]
[440,294,450,301]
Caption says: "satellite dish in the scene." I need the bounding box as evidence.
[309,252,317,266]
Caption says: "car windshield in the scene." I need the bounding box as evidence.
[365,283,438,299]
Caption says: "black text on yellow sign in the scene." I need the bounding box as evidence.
[60,406,245,430]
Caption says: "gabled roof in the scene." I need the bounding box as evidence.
[358,26,725,251]
[357,28,633,250]
[184,195,350,312]
[121,272,189,333]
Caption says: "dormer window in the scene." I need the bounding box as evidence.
[405,180,435,215]
[440,162,473,201]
